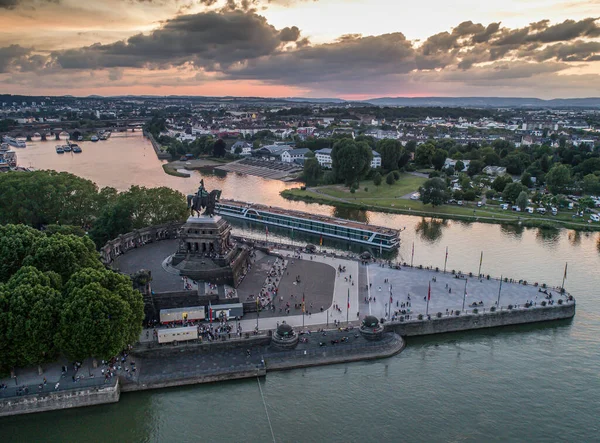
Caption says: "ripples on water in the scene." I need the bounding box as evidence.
[3,134,599,442]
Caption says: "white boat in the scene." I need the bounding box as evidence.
[2,136,25,148]
[91,135,99,142]
[216,200,400,250]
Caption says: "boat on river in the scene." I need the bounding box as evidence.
[216,199,400,250]
[55,145,64,154]
[2,136,26,148]
[62,144,71,152]
[91,135,99,142]
[71,144,82,153]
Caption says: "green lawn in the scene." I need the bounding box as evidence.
[315,174,426,200]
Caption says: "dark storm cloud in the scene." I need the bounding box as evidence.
[225,32,417,84]
[0,0,58,8]
[51,10,301,70]
[0,45,30,72]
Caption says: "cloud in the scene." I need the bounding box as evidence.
[0,45,31,72]
[51,10,301,70]
[0,0,57,9]
[0,12,598,98]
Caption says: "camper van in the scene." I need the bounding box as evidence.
[501,203,509,210]
[536,207,546,215]
[590,214,600,222]
[551,207,558,216]
[157,326,198,344]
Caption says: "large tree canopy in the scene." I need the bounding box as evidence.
[376,139,404,171]
[420,177,450,207]
[0,225,144,372]
[331,139,373,186]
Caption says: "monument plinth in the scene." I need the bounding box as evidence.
[170,181,249,288]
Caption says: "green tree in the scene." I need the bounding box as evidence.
[213,139,227,157]
[377,139,404,170]
[420,177,449,207]
[491,175,512,193]
[23,234,102,283]
[503,182,527,203]
[415,143,436,167]
[455,160,465,173]
[302,157,322,186]
[0,224,43,282]
[57,269,144,361]
[463,189,477,201]
[331,139,373,186]
[467,160,484,177]
[521,172,533,188]
[516,191,529,211]
[545,163,571,194]
[373,172,382,186]
[386,172,396,185]
[582,174,600,195]
[431,149,448,171]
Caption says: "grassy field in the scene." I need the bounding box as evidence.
[314,174,426,200]
[282,183,600,232]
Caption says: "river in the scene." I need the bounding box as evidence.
[3,133,599,442]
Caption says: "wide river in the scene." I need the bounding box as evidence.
[3,133,599,442]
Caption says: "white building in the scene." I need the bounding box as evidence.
[315,148,333,169]
[371,150,381,168]
[281,148,310,163]
[230,141,252,156]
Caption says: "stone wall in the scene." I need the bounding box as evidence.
[0,380,120,417]
[385,303,575,337]
[100,222,183,265]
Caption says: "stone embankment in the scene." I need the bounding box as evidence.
[386,303,575,337]
[144,131,172,160]
[0,379,120,418]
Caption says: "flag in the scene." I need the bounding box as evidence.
[319,235,323,246]
[209,300,213,323]
[445,246,448,261]
[411,242,415,262]
[479,251,483,267]
[302,293,305,313]
[347,290,350,309]
[265,226,269,236]
[427,282,431,301]
[563,262,568,280]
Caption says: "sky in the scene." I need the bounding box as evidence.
[0,0,599,99]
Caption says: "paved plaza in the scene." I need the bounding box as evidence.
[114,239,183,292]
[364,263,569,320]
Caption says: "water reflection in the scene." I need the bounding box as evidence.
[500,223,525,239]
[415,218,448,243]
[536,227,561,246]
[568,230,581,247]
[332,207,369,223]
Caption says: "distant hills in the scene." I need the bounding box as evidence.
[360,96,600,108]
[1,93,599,108]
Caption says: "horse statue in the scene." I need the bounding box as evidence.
[187,179,222,217]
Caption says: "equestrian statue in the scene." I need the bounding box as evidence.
[187,179,222,217]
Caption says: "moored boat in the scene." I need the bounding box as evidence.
[71,144,82,153]
[55,145,64,154]
[62,144,71,152]
[91,135,99,142]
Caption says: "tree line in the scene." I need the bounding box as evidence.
[0,225,144,373]
[0,170,189,247]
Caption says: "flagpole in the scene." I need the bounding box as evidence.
[388,284,392,319]
[478,251,483,277]
[346,288,349,325]
[497,275,503,308]
[561,262,567,293]
[462,278,468,312]
[444,246,448,273]
[302,292,305,329]
[426,282,430,316]
[411,242,414,267]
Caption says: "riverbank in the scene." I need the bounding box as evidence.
[281,188,600,232]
